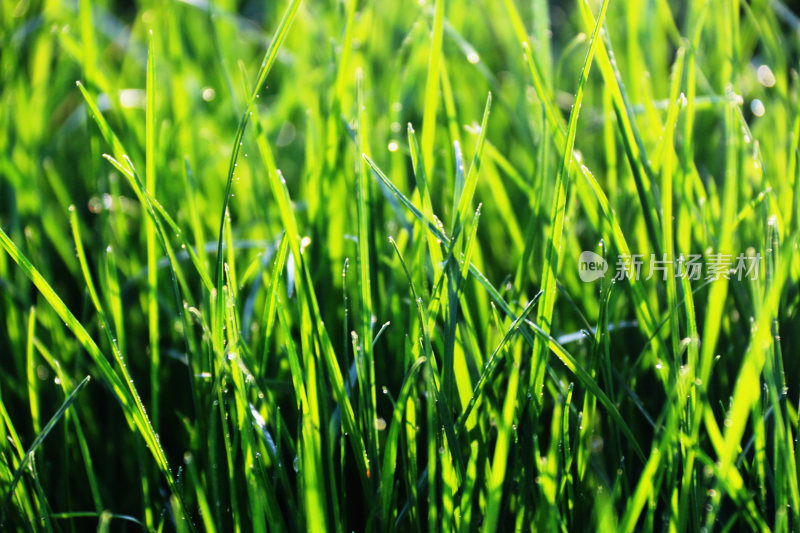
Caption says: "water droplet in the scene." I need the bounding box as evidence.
[757,64,776,87]
[750,99,765,117]
[202,87,216,101]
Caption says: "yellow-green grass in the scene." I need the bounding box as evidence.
[1,0,799,531]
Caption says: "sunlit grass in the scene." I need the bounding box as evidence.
[1,0,799,531]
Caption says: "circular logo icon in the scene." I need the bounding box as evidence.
[578,251,607,282]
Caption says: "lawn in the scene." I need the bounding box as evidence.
[1,0,800,531]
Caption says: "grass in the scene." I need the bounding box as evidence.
[1,0,800,531]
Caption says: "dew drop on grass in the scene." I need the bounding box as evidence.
[757,64,776,87]
[750,99,765,117]
[202,87,216,101]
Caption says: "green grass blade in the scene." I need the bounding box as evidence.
[379,357,425,522]
[145,30,160,432]
[214,0,302,312]
[420,0,445,180]
[1,375,91,519]
[529,0,611,401]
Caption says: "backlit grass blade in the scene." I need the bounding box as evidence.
[260,232,289,371]
[456,294,540,432]
[697,101,740,399]
[367,154,646,462]
[388,237,466,480]
[33,340,103,514]
[0,228,132,413]
[25,308,39,435]
[66,207,196,528]
[482,315,527,532]
[528,0,610,400]
[5,0,800,529]
[1,375,90,519]
[408,123,445,281]
[214,0,302,311]
[706,234,797,529]
[618,413,675,533]
[75,82,126,159]
[77,85,213,305]
[145,30,160,431]
[356,70,380,483]
[255,113,371,491]
[420,0,445,180]
[452,92,491,241]
[579,164,661,361]
[576,0,663,256]
[106,156,213,290]
[522,318,646,462]
[379,357,425,523]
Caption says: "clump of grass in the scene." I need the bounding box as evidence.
[1,0,799,531]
